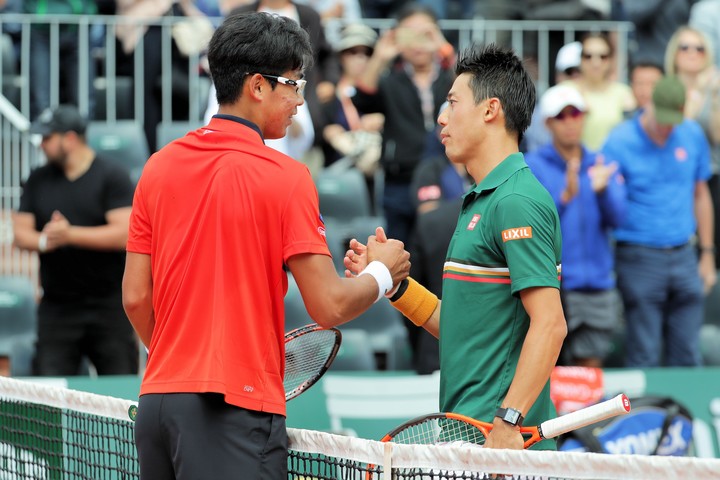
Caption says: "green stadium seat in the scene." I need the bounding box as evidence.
[0,276,37,376]
[86,120,149,184]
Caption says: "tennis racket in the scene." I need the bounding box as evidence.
[380,393,631,449]
[284,324,342,401]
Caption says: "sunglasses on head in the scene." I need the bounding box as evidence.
[553,107,584,121]
[678,43,706,54]
[581,52,610,61]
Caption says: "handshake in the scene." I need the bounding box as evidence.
[344,227,438,328]
[342,226,409,297]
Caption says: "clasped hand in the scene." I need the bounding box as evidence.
[344,227,411,289]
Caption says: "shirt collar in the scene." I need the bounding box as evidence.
[210,114,265,143]
[465,152,527,198]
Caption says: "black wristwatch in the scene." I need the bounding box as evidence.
[495,407,524,427]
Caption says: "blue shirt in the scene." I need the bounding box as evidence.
[602,115,711,247]
[526,144,626,290]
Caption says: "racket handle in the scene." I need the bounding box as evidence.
[539,393,631,439]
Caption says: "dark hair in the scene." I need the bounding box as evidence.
[455,44,536,144]
[394,2,438,25]
[207,12,314,106]
[630,61,664,77]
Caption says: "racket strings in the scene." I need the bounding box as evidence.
[391,418,487,446]
[284,329,337,395]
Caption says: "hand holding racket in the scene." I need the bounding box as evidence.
[284,324,342,401]
[380,393,631,449]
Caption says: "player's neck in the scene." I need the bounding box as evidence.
[466,136,519,184]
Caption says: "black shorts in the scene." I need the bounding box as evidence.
[135,393,287,480]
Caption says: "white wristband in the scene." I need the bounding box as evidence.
[385,282,401,299]
[38,233,48,253]
[358,260,394,303]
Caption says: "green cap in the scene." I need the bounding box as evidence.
[652,76,686,125]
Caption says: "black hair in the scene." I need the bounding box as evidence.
[455,44,536,145]
[629,61,664,77]
[207,12,314,106]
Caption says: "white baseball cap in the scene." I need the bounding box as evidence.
[555,41,582,73]
[539,84,587,119]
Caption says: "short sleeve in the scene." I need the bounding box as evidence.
[103,164,134,211]
[126,180,152,254]
[492,193,561,296]
[17,172,38,214]
[691,122,712,182]
[282,169,331,262]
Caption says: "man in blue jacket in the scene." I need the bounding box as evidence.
[526,84,626,368]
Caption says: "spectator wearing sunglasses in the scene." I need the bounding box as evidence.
[665,26,720,268]
[565,32,635,151]
[525,84,626,369]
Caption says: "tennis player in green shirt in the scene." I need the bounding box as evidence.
[345,44,567,451]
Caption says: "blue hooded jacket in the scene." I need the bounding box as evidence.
[525,143,626,290]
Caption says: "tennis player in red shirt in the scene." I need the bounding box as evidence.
[122,12,410,480]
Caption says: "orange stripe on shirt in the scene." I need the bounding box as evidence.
[443,272,512,284]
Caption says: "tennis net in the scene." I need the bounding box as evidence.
[1,376,719,480]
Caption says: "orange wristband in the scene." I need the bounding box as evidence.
[389,277,438,327]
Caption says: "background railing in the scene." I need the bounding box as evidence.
[0,94,41,286]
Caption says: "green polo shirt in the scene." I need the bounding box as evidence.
[439,153,562,450]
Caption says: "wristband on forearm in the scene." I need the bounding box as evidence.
[358,261,394,303]
[388,277,438,327]
[38,233,48,253]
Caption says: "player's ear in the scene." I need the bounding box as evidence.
[245,73,265,101]
[484,98,502,122]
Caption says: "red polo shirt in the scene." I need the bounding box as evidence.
[127,115,330,416]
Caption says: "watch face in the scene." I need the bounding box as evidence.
[496,407,523,426]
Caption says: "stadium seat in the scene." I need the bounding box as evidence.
[331,329,376,371]
[700,324,720,366]
[316,168,372,221]
[156,121,202,149]
[322,371,440,436]
[340,298,411,371]
[92,76,134,121]
[0,276,37,376]
[323,215,387,273]
[86,120,149,184]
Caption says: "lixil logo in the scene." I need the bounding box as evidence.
[502,227,533,242]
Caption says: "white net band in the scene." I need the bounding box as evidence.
[0,375,136,422]
[288,428,720,480]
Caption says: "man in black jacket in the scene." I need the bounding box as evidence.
[353,3,455,246]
